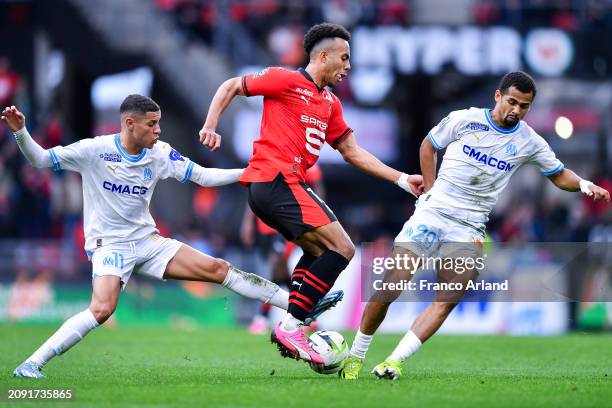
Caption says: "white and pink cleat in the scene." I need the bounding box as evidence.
[271,323,324,364]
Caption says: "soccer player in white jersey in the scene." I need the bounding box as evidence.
[341,72,610,380]
[2,95,341,379]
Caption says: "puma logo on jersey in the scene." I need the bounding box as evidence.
[106,164,118,174]
[291,281,302,288]
[301,95,310,105]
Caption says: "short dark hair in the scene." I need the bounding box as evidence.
[119,94,160,116]
[498,71,537,98]
[303,22,351,56]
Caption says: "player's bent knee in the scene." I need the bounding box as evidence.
[208,258,230,283]
[90,302,116,324]
[333,239,355,260]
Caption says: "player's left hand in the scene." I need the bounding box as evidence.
[397,173,425,197]
[199,126,222,151]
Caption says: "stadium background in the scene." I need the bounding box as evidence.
[0,0,610,336]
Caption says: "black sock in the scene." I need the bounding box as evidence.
[288,252,317,308]
[288,250,349,321]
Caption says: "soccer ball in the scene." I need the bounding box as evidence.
[307,330,348,374]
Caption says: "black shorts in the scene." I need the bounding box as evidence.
[247,173,337,241]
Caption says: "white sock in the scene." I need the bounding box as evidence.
[349,330,373,360]
[27,309,99,367]
[388,330,422,362]
[222,266,287,308]
[267,286,289,310]
[280,313,302,332]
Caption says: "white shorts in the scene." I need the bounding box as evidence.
[394,204,485,258]
[90,234,183,289]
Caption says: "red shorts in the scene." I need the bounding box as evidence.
[247,173,337,241]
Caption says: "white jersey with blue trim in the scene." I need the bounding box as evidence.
[424,107,564,228]
[48,134,194,251]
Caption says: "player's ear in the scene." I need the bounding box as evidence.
[494,90,502,103]
[320,50,328,64]
[124,115,134,128]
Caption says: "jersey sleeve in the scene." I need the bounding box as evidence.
[528,135,564,176]
[427,110,464,150]
[48,138,96,172]
[326,95,352,149]
[242,67,291,98]
[158,142,195,183]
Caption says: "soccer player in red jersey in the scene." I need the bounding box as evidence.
[200,23,424,364]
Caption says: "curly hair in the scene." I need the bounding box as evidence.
[498,71,537,98]
[120,94,160,116]
[303,22,351,56]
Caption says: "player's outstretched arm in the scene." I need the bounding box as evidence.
[420,137,438,193]
[188,163,245,187]
[548,169,610,202]
[337,133,424,197]
[199,77,245,151]
[1,106,52,168]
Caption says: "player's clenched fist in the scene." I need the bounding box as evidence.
[396,173,425,197]
[591,185,610,202]
[199,126,222,151]
[1,105,26,132]
[580,180,610,202]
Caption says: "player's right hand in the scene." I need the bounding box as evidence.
[199,126,222,151]
[1,106,26,132]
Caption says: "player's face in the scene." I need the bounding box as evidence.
[494,86,533,127]
[325,39,351,87]
[130,111,161,149]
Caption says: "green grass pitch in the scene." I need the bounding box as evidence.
[1,326,610,407]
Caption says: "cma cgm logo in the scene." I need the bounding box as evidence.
[103,181,149,195]
[463,145,515,172]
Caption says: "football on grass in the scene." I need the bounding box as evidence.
[308,330,348,374]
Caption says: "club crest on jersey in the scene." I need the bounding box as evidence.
[143,167,153,181]
[506,143,518,156]
[465,122,490,132]
[99,153,122,162]
[169,149,185,162]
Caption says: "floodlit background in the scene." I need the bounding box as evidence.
[0,0,610,334]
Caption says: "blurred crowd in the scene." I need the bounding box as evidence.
[154,0,612,65]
